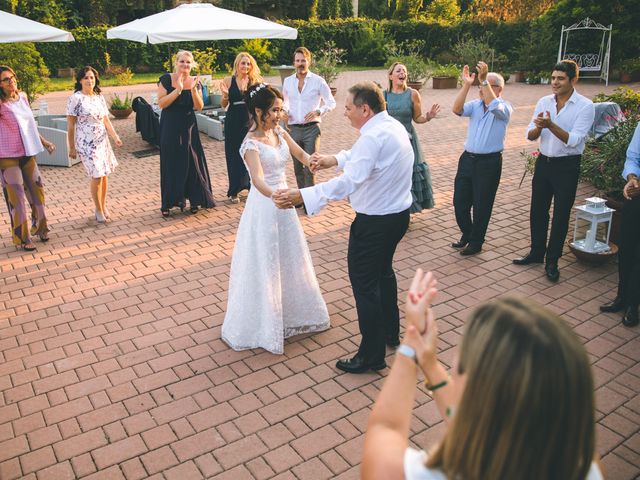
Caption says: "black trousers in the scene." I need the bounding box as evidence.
[618,195,640,308]
[530,154,581,261]
[348,208,410,364]
[453,151,502,246]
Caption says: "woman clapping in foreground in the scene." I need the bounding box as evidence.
[363,269,603,480]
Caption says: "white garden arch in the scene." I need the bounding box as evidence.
[557,17,612,85]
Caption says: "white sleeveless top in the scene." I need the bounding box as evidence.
[404,448,604,480]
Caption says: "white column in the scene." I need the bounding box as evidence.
[352,0,358,17]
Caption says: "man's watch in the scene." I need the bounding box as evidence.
[397,344,417,363]
[315,108,321,116]
[480,80,489,87]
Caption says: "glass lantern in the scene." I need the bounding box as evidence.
[570,197,614,253]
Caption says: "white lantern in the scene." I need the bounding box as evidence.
[570,197,614,253]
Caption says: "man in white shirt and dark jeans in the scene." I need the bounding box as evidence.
[273,81,413,373]
[282,46,336,190]
[513,60,595,282]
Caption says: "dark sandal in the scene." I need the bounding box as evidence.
[190,206,199,214]
[161,209,170,218]
[39,232,50,242]
[20,242,37,251]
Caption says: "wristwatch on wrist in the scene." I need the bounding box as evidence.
[397,344,417,363]
[315,108,321,116]
[480,80,489,87]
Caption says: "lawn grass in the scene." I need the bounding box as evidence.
[45,65,380,92]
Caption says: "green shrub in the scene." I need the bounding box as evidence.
[109,93,132,110]
[0,43,49,102]
[593,87,640,116]
[581,115,640,197]
[351,24,391,66]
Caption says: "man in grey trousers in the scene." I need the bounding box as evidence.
[282,46,336,189]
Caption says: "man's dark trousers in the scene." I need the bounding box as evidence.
[529,154,581,261]
[289,123,320,189]
[453,151,502,247]
[348,208,410,365]
[618,195,640,309]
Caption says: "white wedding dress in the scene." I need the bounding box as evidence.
[221,129,330,354]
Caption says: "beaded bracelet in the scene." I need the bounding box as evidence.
[424,376,449,393]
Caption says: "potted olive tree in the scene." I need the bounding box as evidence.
[314,42,345,96]
[109,93,133,119]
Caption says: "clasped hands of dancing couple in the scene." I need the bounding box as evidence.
[271,152,331,208]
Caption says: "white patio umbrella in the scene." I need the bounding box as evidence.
[106,3,297,44]
[0,10,74,43]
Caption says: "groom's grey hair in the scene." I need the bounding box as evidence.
[349,81,385,114]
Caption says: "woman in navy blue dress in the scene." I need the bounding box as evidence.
[157,50,215,216]
[220,52,263,203]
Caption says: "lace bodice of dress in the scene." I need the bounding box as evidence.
[239,129,290,187]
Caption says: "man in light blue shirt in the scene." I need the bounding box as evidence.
[451,61,513,256]
[600,122,640,327]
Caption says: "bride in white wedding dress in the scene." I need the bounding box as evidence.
[221,83,330,354]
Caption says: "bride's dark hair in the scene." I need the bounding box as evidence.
[245,83,282,130]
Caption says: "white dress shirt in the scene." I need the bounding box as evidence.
[300,111,413,216]
[526,89,595,157]
[282,71,336,125]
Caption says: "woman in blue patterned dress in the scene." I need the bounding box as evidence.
[67,66,122,223]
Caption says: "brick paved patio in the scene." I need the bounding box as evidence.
[1,71,639,480]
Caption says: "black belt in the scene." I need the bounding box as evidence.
[464,151,502,158]
[290,122,320,128]
[539,153,581,163]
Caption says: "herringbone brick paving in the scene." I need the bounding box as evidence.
[0,70,638,479]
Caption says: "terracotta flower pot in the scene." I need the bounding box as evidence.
[407,80,424,91]
[432,76,457,89]
[109,108,132,119]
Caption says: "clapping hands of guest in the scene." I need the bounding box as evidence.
[461,64,476,86]
[309,152,337,173]
[272,188,302,209]
[403,269,439,368]
[534,111,553,129]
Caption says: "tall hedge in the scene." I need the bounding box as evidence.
[34,16,637,76]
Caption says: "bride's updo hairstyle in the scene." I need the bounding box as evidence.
[245,83,283,130]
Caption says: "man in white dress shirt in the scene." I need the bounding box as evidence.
[513,60,595,282]
[282,47,336,190]
[274,81,413,373]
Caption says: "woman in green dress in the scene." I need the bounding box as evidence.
[385,62,439,213]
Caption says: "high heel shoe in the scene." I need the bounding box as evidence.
[95,210,107,223]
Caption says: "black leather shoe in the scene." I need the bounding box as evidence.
[545,262,560,282]
[386,337,400,348]
[336,356,387,374]
[600,296,625,313]
[622,306,639,327]
[451,238,468,249]
[460,244,482,256]
[513,252,545,265]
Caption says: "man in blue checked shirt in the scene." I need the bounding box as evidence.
[451,61,513,256]
[600,123,640,327]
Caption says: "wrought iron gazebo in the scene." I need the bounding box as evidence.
[557,17,612,85]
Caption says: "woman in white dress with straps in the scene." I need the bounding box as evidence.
[221,83,329,354]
